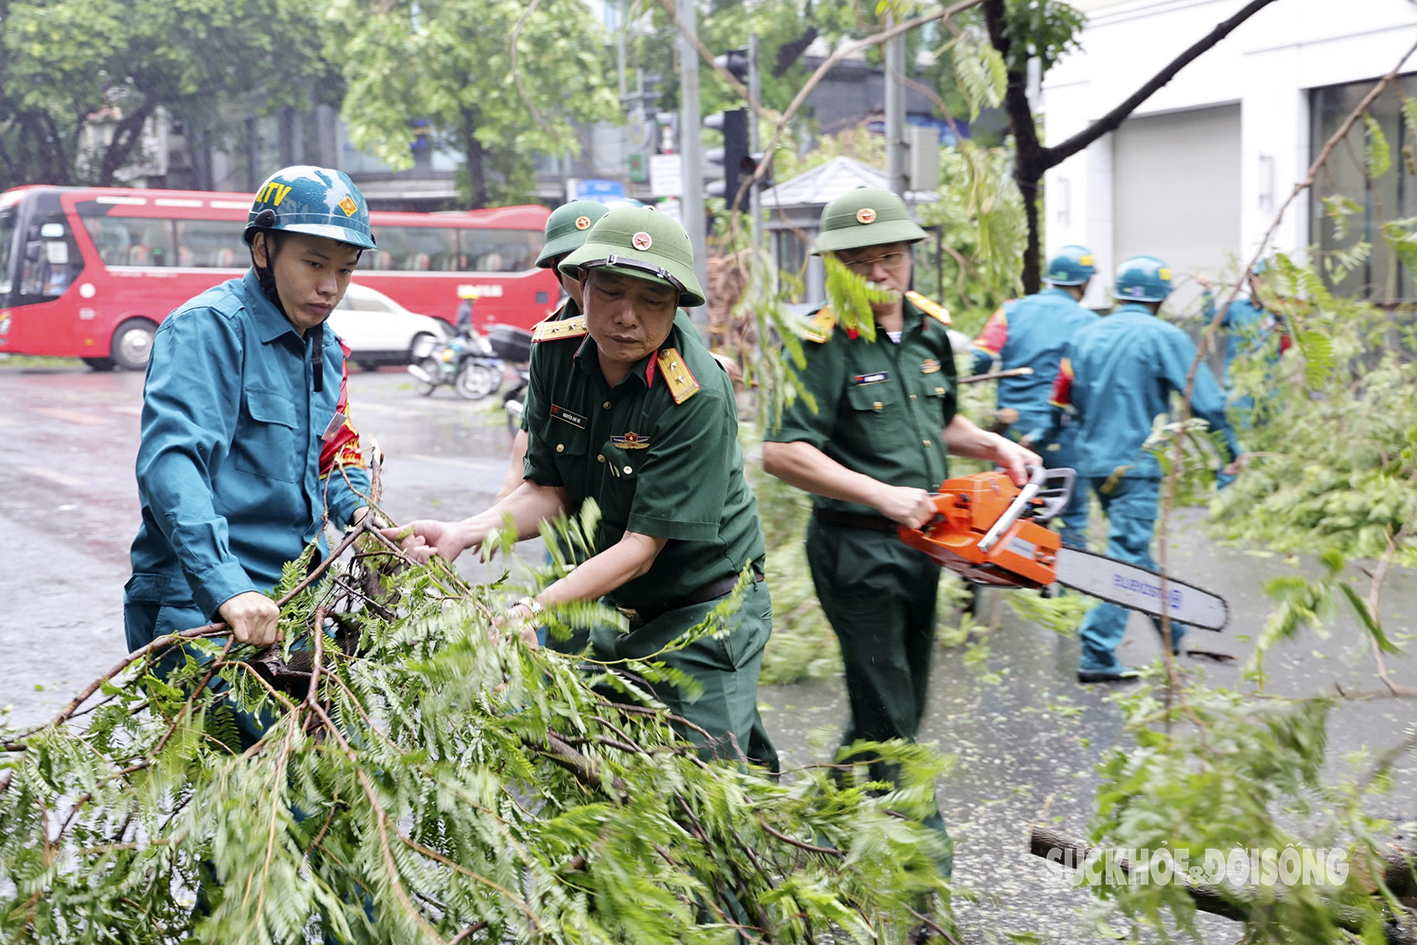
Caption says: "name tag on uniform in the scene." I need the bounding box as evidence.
[550,404,588,429]
[853,371,889,385]
[321,412,346,441]
[920,359,942,374]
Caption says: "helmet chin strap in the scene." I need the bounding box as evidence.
[251,227,325,393]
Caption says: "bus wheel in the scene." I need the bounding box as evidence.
[111,319,157,371]
[83,358,117,371]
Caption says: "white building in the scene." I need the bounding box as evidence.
[1043,0,1417,310]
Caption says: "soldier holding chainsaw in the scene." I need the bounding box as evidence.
[762,187,1038,878]
[970,245,1099,548]
[1047,255,1241,683]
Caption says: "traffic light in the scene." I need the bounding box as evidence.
[714,47,750,83]
[704,108,750,206]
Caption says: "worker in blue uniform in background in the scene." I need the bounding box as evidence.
[1197,261,1290,428]
[1046,255,1242,683]
[971,244,1099,548]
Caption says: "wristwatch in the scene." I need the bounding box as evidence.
[512,597,545,621]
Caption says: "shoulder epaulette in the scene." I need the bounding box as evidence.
[906,291,951,326]
[655,347,700,404]
[530,299,569,331]
[531,314,587,343]
[802,306,837,343]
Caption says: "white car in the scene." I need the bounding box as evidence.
[329,283,448,370]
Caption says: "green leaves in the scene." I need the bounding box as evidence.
[951,36,1006,122]
[0,526,956,943]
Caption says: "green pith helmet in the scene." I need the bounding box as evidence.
[1046,244,1095,286]
[535,199,610,268]
[559,207,706,308]
[243,165,375,250]
[811,187,928,255]
[1113,255,1173,303]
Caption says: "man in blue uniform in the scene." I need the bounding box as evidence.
[125,165,373,671]
[124,166,376,939]
[1047,255,1241,683]
[971,244,1099,548]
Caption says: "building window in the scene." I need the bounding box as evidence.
[1309,74,1416,302]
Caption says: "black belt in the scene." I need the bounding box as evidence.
[811,507,897,532]
[615,565,765,626]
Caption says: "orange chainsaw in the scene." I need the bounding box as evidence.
[898,467,1229,630]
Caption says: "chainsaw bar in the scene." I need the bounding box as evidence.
[1054,547,1229,632]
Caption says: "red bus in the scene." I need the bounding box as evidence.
[0,185,559,369]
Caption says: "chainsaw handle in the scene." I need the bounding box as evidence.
[977,465,1046,552]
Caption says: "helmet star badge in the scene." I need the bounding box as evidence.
[856,207,877,224]
[338,196,359,217]
[632,231,653,251]
[575,216,591,230]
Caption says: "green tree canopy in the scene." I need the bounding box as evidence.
[0,0,334,189]
[325,0,621,207]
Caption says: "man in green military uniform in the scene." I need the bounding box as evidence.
[391,207,777,771]
[495,199,610,502]
[762,188,1038,873]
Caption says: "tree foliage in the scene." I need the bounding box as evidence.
[0,0,333,189]
[324,0,620,207]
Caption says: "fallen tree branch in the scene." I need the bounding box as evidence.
[1028,825,1415,944]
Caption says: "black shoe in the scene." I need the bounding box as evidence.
[1077,668,1141,683]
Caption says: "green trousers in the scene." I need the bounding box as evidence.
[806,515,953,877]
[590,577,779,773]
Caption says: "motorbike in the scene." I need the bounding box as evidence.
[407,330,503,400]
[485,325,533,435]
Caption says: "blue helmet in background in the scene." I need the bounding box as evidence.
[1113,255,1172,303]
[1046,244,1095,286]
[243,165,376,250]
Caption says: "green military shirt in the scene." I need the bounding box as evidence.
[765,292,959,516]
[523,314,765,609]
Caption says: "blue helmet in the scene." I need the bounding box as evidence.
[1113,255,1172,303]
[1046,244,1095,286]
[243,165,376,250]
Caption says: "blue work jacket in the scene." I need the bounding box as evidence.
[1049,303,1239,480]
[971,286,1098,434]
[125,270,370,637]
[1203,294,1279,385]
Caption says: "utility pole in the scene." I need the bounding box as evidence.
[677,0,707,317]
[748,32,762,253]
[884,17,908,198]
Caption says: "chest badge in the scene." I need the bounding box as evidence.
[920,359,942,374]
[550,404,588,430]
[610,432,650,449]
[852,371,890,385]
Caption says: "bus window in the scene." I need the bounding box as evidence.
[77,203,176,267]
[175,219,245,268]
[362,226,458,272]
[460,229,536,272]
[0,207,16,299]
[18,212,80,300]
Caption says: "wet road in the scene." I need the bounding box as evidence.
[1,361,1413,942]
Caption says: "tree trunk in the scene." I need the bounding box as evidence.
[983,0,1044,295]
[461,108,489,209]
[98,98,157,187]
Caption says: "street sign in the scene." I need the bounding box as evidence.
[656,198,682,224]
[649,154,682,197]
[628,153,649,183]
[576,179,626,200]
